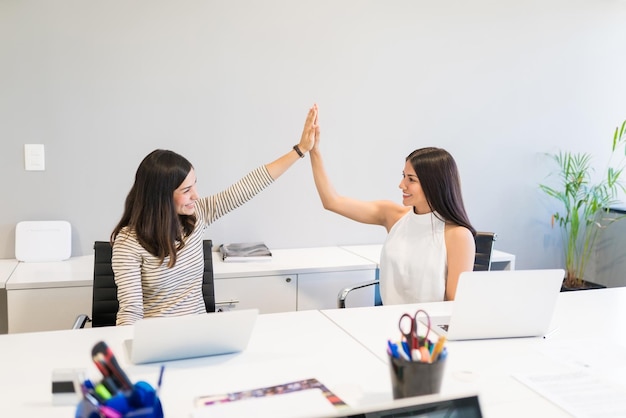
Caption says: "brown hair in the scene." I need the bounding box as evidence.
[111,149,196,267]
[406,147,475,236]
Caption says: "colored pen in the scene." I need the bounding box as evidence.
[156,365,165,398]
[431,336,447,362]
[401,340,412,360]
[83,379,96,390]
[92,341,133,391]
[98,405,123,418]
[80,381,121,418]
[398,345,411,361]
[94,383,112,401]
[387,340,400,359]
[102,377,119,395]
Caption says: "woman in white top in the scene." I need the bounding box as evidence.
[111,105,318,325]
[309,105,475,304]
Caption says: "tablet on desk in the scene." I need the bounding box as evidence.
[124,309,258,364]
[336,393,482,418]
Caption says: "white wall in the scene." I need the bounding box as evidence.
[1,0,626,271]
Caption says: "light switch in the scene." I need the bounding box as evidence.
[25,144,45,171]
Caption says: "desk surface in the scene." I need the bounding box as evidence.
[0,259,18,289]
[4,247,377,288]
[339,244,515,266]
[213,246,376,279]
[321,287,626,418]
[3,245,513,287]
[0,310,392,418]
[5,255,93,289]
[1,289,626,417]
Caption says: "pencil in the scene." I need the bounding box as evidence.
[431,336,447,362]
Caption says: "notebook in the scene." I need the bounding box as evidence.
[422,269,564,341]
[124,309,258,364]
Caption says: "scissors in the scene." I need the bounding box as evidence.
[398,309,430,351]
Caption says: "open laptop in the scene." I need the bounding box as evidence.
[124,309,258,364]
[422,269,564,341]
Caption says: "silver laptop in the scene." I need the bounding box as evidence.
[124,309,258,364]
[422,269,564,341]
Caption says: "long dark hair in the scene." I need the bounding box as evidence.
[406,147,476,236]
[111,149,197,267]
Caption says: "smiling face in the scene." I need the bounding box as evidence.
[173,168,199,215]
[399,160,430,213]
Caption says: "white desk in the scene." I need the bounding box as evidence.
[0,259,18,334]
[4,247,378,333]
[1,289,625,417]
[5,256,93,334]
[0,310,392,418]
[340,244,516,270]
[321,288,626,418]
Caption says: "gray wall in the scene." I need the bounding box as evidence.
[2,0,626,271]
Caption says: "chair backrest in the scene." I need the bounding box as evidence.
[473,232,497,271]
[90,239,215,327]
[92,241,118,327]
[202,239,216,313]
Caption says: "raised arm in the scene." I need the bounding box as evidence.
[308,105,406,231]
[265,105,318,179]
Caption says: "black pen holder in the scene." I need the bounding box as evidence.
[388,354,446,399]
[75,381,164,418]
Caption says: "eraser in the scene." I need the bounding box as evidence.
[51,368,85,406]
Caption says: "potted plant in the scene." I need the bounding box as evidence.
[540,119,626,289]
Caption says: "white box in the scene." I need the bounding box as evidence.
[15,221,71,262]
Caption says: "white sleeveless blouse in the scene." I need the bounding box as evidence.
[379,210,447,305]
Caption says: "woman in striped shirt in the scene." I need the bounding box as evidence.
[111,105,318,325]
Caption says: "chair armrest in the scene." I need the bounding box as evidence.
[72,314,91,329]
[337,280,379,309]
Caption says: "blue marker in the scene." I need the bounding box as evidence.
[401,340,411,359]
[387,340,400,359]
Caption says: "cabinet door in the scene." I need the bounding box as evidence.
[214,275,297,314]
[297,270,376,310]
[7,286,92,333]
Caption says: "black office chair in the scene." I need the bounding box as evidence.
[473,232,497,271]
[337,231,498,308]
[73,239,215,328]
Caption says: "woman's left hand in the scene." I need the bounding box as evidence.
[298,104,318,154]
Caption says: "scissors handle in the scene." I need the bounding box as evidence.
[398,314,418,349]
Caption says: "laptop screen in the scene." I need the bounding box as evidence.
[338,395,482,418]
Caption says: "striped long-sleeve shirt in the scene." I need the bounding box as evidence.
[112,166,274,326]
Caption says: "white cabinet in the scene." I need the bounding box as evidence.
[5,256,93,334]
[7,286,92,333]
[214,274,297,313]
[213,269,376,314]
[297,270,375,310]
[0,260,18,334]
[212,247,378,313]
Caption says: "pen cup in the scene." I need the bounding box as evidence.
[75,381,163,418]
[388,354,446,399]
